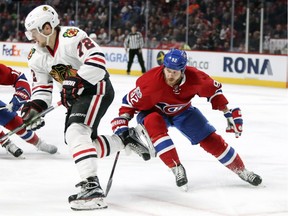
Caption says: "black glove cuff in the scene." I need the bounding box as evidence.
[31,99,48,112]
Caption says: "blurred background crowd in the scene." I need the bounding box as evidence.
[0,0,287,54]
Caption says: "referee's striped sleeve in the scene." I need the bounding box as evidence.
[125,32,144,49]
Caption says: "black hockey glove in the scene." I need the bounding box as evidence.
[61,76,83,108]
[21,99,48,130]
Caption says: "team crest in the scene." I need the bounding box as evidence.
[63,28,79,38]
[156,102,189,115]
[49,64,77,84]
[27,48,36,60]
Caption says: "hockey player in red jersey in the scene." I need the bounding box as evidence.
[0,63,58,157]
[111,48,262,191]
[22,5,150,210]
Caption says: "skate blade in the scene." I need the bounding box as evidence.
[179,184,188,192]
[70,197,108,211]
[124,146,132,155]
[17,155,26,159]
[6,152,25,159]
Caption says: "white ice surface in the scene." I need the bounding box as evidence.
[0,69,287,216]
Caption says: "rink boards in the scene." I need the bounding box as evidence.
[0,41,287,88]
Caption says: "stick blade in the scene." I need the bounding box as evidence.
[105,179,113,197]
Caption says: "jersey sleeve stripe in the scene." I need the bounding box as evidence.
[84,62,106,71]
[32,89,53,95]
[32,84,53,92]
[89,52,105,58]
[85,56,106,64]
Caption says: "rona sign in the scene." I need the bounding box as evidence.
[223,57,273,75]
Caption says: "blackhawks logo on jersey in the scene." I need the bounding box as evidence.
[27,48,36,60]
[49,64,77,84]
[63,28,79,38]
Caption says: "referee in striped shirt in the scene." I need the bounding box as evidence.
[124,25,146,75]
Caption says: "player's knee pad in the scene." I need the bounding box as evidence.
[143,112,168,141]
[66,123,99,179]
[65,123,93,149]
[200,132,227,157]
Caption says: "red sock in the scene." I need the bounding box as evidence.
[4,116,39,145]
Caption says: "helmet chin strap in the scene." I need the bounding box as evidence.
[39,28,55,46]
[45,35,50,46]
[43,28,55,47]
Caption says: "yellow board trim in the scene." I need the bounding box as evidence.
[107,68,144,76]
[0,60,28,68]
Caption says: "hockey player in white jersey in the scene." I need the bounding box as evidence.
[22,5,150,211]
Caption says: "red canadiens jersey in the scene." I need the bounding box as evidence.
[119,65,228,117]
[0,64,31,94]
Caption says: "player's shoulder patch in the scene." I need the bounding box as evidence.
[27,48,36,60]
[63,28,79,38]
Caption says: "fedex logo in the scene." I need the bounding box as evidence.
[223,57,273,75]
[2,44,21,56]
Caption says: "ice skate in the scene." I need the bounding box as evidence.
[2,139,24,158]
[237,168,262,186]
[119,128,151,161]
[35,138,58,154]
[171,163,188,191]
[68,176,107,210]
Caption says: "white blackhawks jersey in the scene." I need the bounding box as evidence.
[27,26,107,106]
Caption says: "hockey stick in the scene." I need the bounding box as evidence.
[104,124,155,196]
[0,101,62,142]
[105,151,120,197]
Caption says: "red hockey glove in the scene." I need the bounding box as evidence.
[8,87,31,112]
[224,107,243,138]
[61,76,83,108]
[111,117,129,135]
[21,99,47,131]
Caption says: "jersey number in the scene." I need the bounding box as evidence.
[77,38,95,57]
